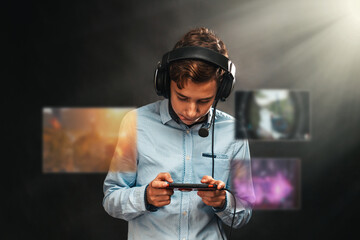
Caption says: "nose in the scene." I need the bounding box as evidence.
[185,102,198,119]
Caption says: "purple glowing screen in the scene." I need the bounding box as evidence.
[231,158,301,210]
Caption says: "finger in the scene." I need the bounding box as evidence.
[198,196,219,205]
[197,190,225,198]
[154,195,172,202]
[152,188,174,196]
[151,180,170,189]
[213,180,226,190]
[155,172,173,183]
[200,175,215,184]
[199,194,224,202]
[148,191,173,204]
[157,200,171,206]
[198,194,225,206]
[197,191,211,197]
[153,199,171,207]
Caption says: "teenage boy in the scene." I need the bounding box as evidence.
[103,27,255,240]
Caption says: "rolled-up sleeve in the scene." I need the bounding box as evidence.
[103,110,148,221]
[103,172,148,221]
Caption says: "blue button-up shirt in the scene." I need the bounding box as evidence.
[103,99,255,240]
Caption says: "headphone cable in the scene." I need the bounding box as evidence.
[211,100,219,179]
[216,188,237,240]
[211,100,237,240]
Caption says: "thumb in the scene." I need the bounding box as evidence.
[156,172,173,183]
[201,175,214,183]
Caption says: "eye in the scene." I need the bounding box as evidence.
[177,96,188,102]
[198,100,211,104]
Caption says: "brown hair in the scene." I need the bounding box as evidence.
[169,27,228,89]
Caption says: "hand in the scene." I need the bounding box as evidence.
[146,172,174,207]
[197,175,226,208]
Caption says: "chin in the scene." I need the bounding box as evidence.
[183,120,195,125]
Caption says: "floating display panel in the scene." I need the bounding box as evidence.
[232,158,301,210]
[235,90,310,141]
[42,107,135,173]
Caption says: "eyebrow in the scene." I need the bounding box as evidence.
[175,91,214,101]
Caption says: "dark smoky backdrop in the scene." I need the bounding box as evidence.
[6,0,360,239]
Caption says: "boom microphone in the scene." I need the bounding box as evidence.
[198,100,219,138]
[199,122,211,137]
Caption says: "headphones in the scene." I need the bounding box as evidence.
[154,46,236,102]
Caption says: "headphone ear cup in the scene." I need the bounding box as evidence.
[162,68,170,99]
[154,63,170,98]
[154,62,162,96]
[215,73,235,101]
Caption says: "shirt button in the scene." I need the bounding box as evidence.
[186,130,190,134]
[186,156,190,160]
[182,211,187,216]
[182,238,186,240]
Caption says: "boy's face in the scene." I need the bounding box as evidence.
[170,79,217,126]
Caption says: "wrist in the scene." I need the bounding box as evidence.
[213,194,227,212]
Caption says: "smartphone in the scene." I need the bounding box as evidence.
[167,183,218,191]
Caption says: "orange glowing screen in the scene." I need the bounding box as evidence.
[42,107,136,173]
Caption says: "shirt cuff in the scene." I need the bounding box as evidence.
[215,191,246,218]
[144,184,159,212]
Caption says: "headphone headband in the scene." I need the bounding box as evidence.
[154,46,236,101]
[162,46,236,79]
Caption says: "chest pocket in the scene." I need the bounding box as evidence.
[192,152,231,184]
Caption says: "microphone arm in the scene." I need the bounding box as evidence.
[199,100,219,138]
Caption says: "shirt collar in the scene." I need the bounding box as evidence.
[160,99,173,124]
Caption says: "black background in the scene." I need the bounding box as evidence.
[6,0,360,239]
